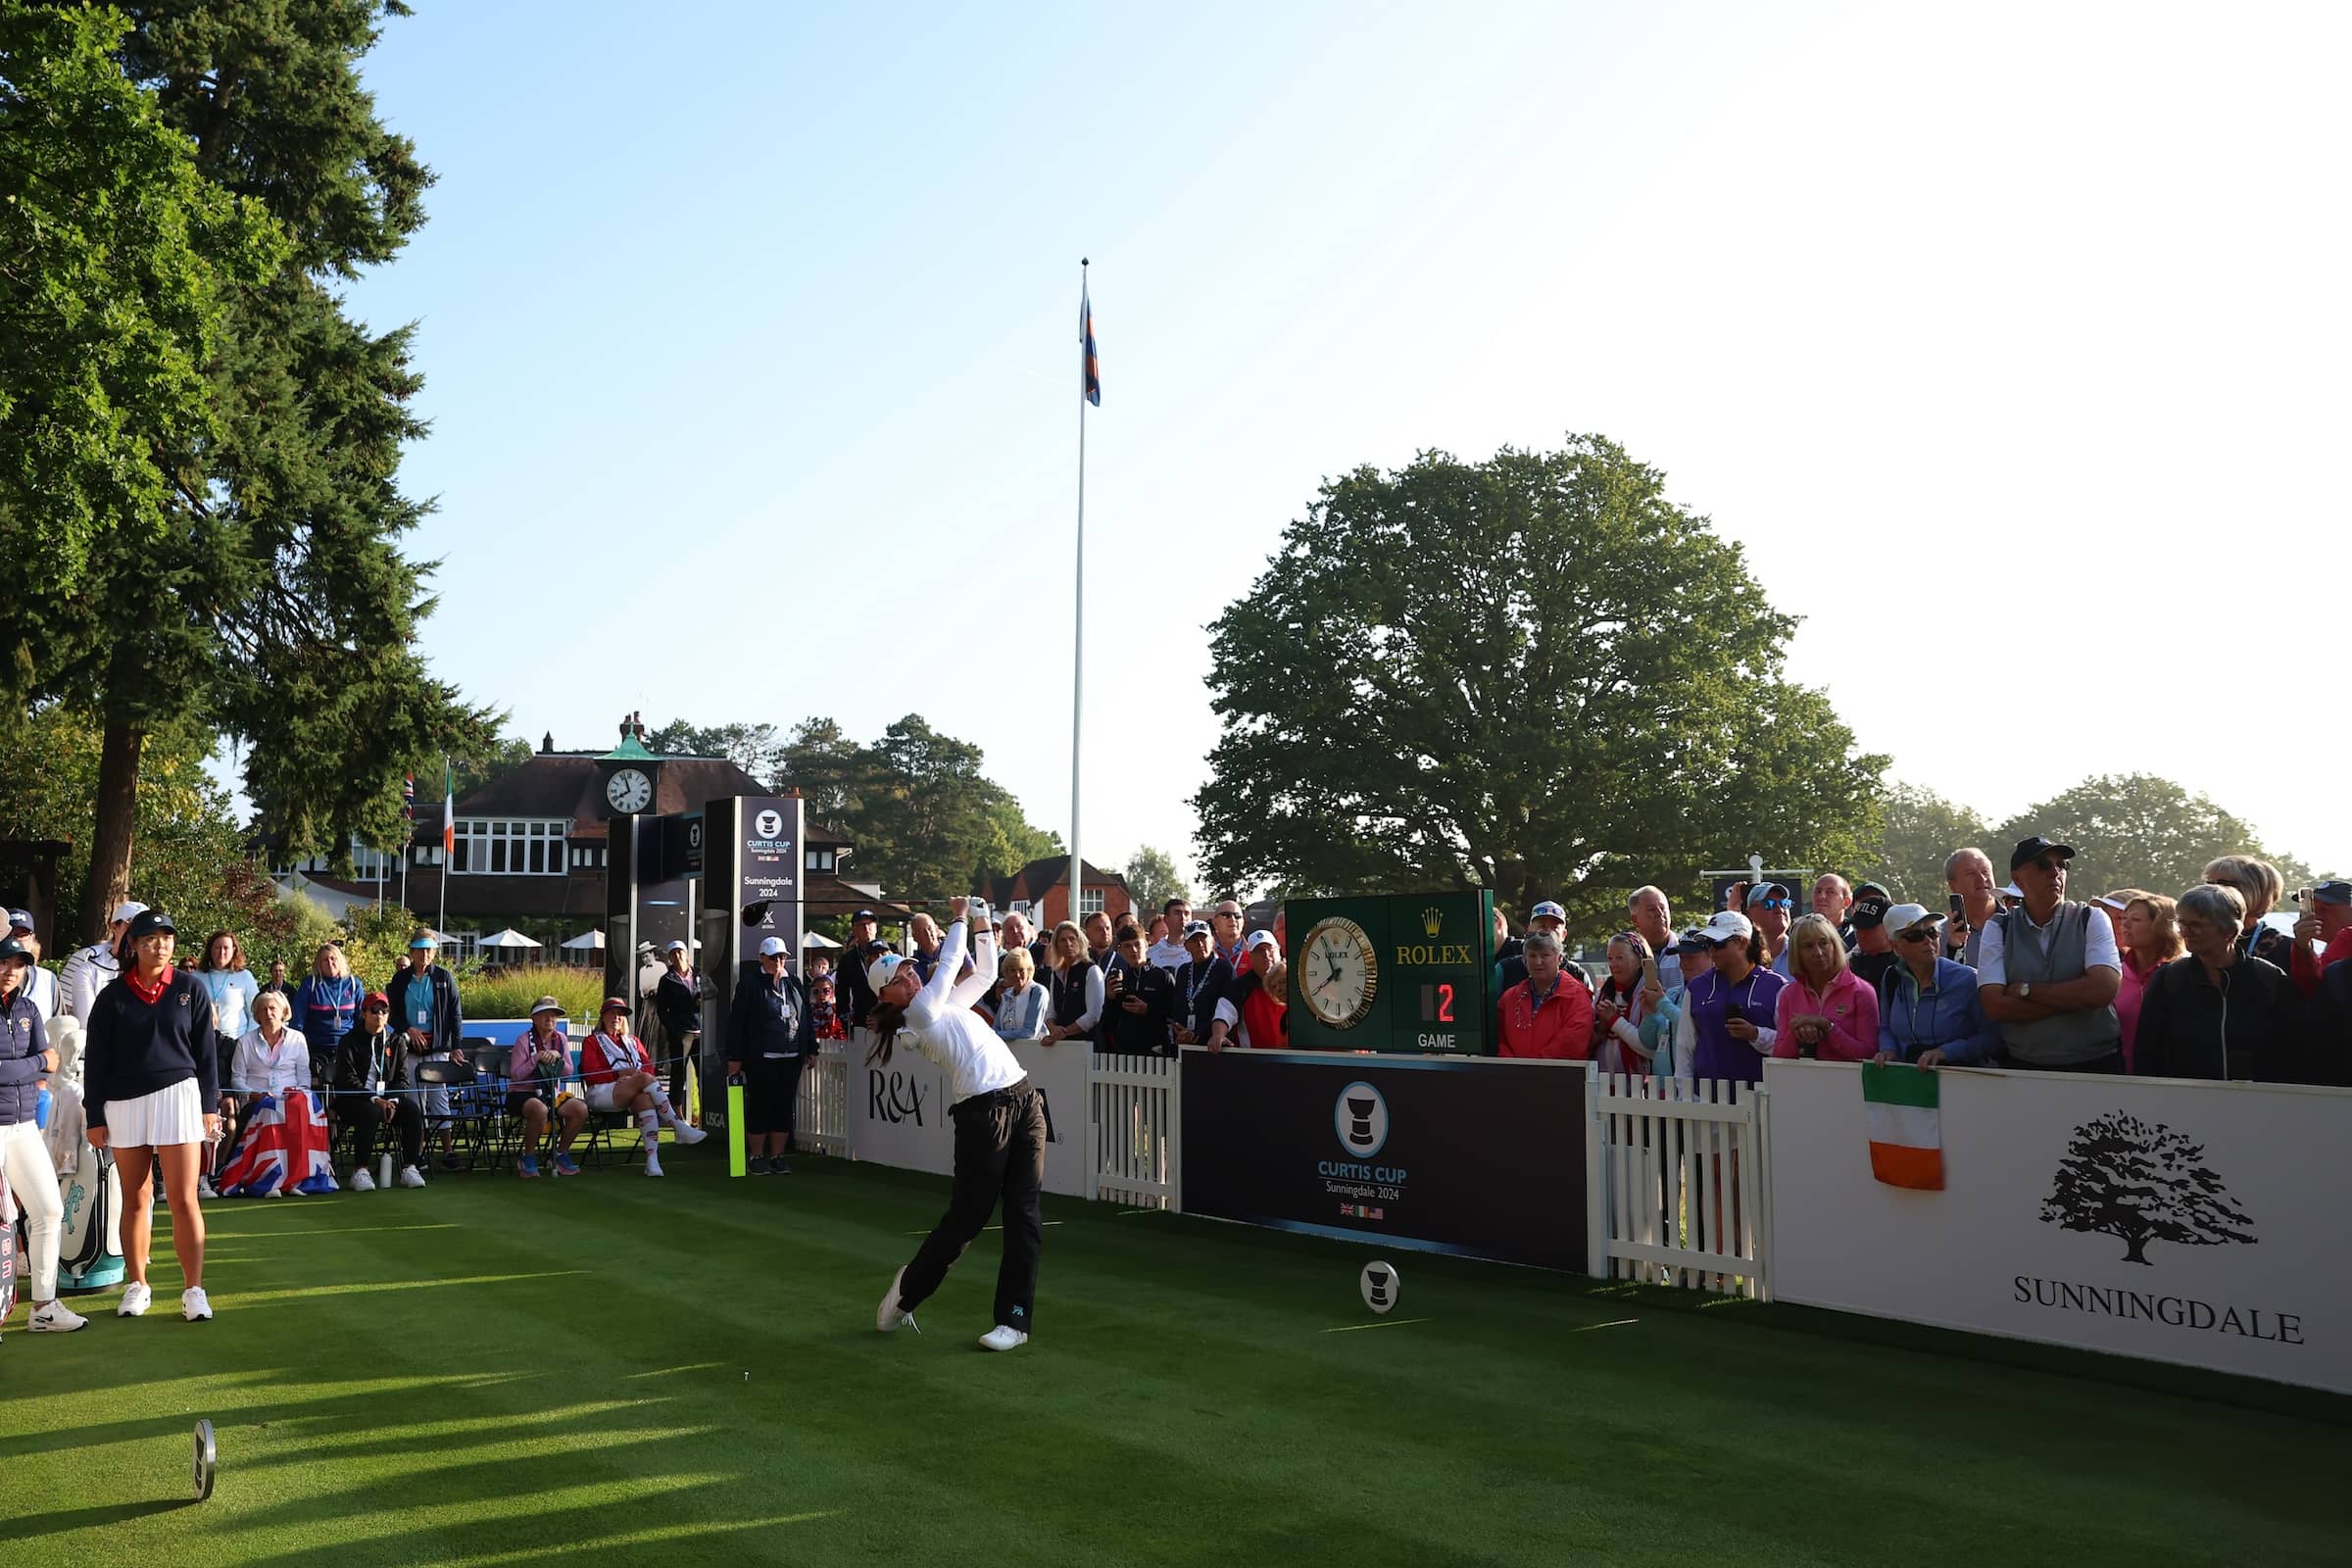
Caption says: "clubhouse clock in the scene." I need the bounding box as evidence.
[605,767,653,813]
[1300,915,1380,1030]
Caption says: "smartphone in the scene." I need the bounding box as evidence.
[1947,895,1964,918]
[1641,956,1661,989]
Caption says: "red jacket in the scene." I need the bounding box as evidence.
[1498,974,1593,1059]
[580,1029,651,1086]
[2291,928,2352,998]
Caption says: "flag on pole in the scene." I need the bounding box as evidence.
[441,760,456,858]
[402,772,416,833]
[1861,1062,1944,1190]
[1080,280,1101,407]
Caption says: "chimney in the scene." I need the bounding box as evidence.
[541,730,554,755]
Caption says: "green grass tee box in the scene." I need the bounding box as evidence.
[2,1155,2345,1566]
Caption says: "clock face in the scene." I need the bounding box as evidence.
[606,768,652,813]
[1300,915,1379,1029]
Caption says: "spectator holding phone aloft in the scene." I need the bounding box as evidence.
[1943,848,2002,969]
[2286,879,2352,998]
[1639,930,1710,1078]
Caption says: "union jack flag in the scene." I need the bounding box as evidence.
[1080,279,1101,408]
[215,1090,339,1198]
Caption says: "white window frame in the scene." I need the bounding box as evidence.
[1078,888,1105,916]
[450,818,571,876]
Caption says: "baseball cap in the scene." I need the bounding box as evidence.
[362,991,390,1009]
[665,939,688,953]
[852,908,879,923]
[2311,879,2351,906]
[1849,893,1892,930]
[125,908,175,942]
[758,936,788,956]
[1182,920,1211,940]
[1745,883,1791,908]
[2010,835,2077,871]
[1245,929,1280,953]
[5,908,30,932]
[2000,881,2026,900]
[866,952,908,993]
[1854,881,1892,902]
[2091,893,2131,912]
[1673,927,1711,955]
[1703,909,1754,945]
[529,995,564,1016]
[1883,903,1938,938]
[110,900,147,925]
[1530,900,1566,923]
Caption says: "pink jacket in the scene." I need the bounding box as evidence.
[510,1027,568,1084]
[1771,967,1880,1062]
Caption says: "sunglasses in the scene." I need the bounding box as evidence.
[2028,858,2065,873]
[1894,926,1938,944]
[1752,898,1791,910]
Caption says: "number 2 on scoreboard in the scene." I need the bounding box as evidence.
[1436,983,1454,1023]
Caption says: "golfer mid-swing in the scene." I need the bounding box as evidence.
[869,897,1045,1351]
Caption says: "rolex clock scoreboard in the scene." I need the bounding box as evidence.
[1286,891,1496,1055]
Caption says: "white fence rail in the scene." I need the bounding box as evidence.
[795,1043,852,1157]
[1089,1053,1181,1209]
[1590,1072,1770,1299]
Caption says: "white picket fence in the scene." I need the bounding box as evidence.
[794,1043,852,1157]
[1588,1072,1771,1299]
[1089,1053,1181,1208]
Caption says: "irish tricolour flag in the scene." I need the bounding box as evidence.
[1861,1063,1943,1190]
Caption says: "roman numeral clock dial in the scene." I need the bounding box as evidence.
[1300,916,1380,1030]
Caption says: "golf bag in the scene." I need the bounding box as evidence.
[57,1137,124,1294]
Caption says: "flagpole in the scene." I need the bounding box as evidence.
[1067,258,1089,929]
[437,755,450,941]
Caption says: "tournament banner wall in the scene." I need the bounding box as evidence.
[1181,1049,1586,1269]
[847,1034,1093,1198]
[1765,1060,2352,1393]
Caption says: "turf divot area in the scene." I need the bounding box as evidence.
[3,1152,2345,1565]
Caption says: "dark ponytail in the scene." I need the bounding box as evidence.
[864,1001,908,1066]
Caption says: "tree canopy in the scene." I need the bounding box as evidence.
[1123,846,1190,915]
[1192,435,1886,931]
[1987,773,2314,903]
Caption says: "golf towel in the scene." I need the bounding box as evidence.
[216,1090,339,1198]
[1861,1063,1943,1190]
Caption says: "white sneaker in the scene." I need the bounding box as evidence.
[876,1266,918,1334]
[117,1281,152,1318]
[266,1186,284,1199]
[978,1325,1029,1352]
[28,1301,88,1333]
[349,1167,376,1192]
[643,1156,664,1178]
[197,1176,218,1200]
[397,1165,426,1189]
[181,1287,213,1322]
[670,1125,708,1147]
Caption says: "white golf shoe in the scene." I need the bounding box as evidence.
[978,1325,1029,1352]
[28,1301,88,1333]
[349,1167,376,1192]
[397,1165,426,1189]
[670,1124,708,1147]
[181,1287,213,1322]
[876,1267,919,1335]
[117,1281,152,1318]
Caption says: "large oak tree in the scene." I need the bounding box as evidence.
[1193,435,1886,931]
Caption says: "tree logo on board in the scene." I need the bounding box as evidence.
[2038,1110,2256,1265]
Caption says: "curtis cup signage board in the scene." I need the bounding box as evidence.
[1286,892,1495,1054]
[1181,1049,1586,1269]
[1766,1060,2352,1393]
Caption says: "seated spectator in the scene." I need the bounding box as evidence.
[1746,883,1795,975]
[332,994,426,1190]
[809,976,850,1041]
[1978,836,2125,1073]
[1639,929,1710,1077]
[2202,856,2296,973]
[2133,883,2302,1082]
[2111,891,2180,1070]
[1872,905,2000,1067]
[1099,922,1174,1054]
[1627,887,1682,990]
[507,997,586,1179]
[1590,932,1655,1074]
[1773,913,1879,1061]
[1674,910,1785,1085]
[1845,891,1898,990]
[1168,920,1230,1049]
[1208,930,1288,1052]
[990,949,1052,1042]
[1497,930,1595,1059]
[581,997,707,1178]
[1041,921,1103,1046]
[218,991,324,1199]
[1943,848,2002,967]
[2287,879,2352,998]
[1146,900,1193,971]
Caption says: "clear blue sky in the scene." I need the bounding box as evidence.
[337,1,2352,888]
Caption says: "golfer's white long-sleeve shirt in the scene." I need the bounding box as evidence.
[901,920,1027,1106]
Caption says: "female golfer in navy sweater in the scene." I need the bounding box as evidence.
[867,898,1046,1351]
[82,909,220,1322]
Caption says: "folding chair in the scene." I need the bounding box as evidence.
[413,1058,487,1171]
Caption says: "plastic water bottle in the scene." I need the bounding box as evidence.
[377,1152,393,1189]
[35,1088,51,1130]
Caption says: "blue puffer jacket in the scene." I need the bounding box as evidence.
[0,991,51,1125]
